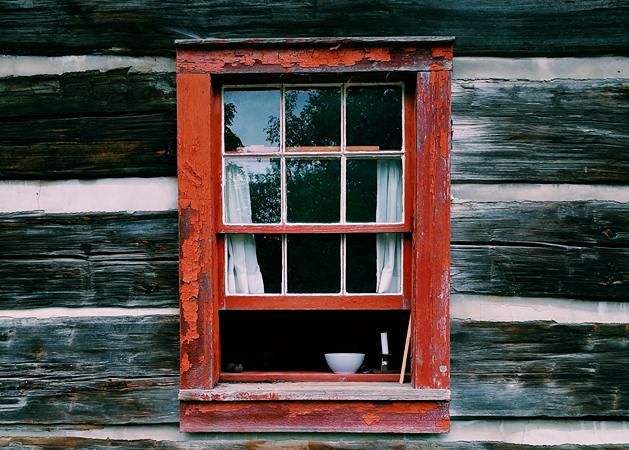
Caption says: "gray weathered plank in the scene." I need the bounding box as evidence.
[0,316,627,423]
[1,73,627,182]
[0,68,176,119]
[0,436,626,450]
[452,200,629,245]
[0,1,627,56]
[451,245,629,300]
[0,112,176,179]
[1,204,628,308]
[452,79,629,183]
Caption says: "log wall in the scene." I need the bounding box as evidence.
[1,1,628,448]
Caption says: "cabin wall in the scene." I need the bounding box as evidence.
[0,1,628,448]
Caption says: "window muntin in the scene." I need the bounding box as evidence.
[225,233,403,295]
[222,84,405,227]
[222,83,406,298]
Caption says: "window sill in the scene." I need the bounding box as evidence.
[179,382,451,402]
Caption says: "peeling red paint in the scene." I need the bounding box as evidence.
[177,46,451,74]
[177,40,452,432]
[431,46,453,60]
[181,353,192,373]
[362,413,380,425]
[181,401,449,433]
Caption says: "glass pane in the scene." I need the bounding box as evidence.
[224,89,280,152]
[285,87,341,151]
[224,158,280,224]
[346,86,402,151]
[347,233,402,294]
[286,158,340,223]
[346,158,402,223]
[287,234,340,293]
[226,234,281,294]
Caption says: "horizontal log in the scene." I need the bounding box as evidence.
[451,245,629,300]
[0,112,176,179]
[452,200,629,245]
[0,201,629,309]
[1,202,628,308]
[0,68,175,119]
[451,79,629,183]
[1,72,627,182]
[2,437,628,450]
[0,316,627,423]
[0,1,627,56]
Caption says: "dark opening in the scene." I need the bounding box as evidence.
[220,310,409,373]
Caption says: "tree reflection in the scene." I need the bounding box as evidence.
[224,102,243,151]
[265,89,342,147]
[286,159,340,223]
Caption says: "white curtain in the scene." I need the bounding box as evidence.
[375,160,402,293]
[225,163,265,294]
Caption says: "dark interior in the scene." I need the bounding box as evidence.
[220,310,409,373]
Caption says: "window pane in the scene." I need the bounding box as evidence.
[224,158,280,224]
[346,158,402,223]
[347,233,402,294]
[287,158,340,223]
[224,89,280,152]
[226,234,281,294]
[288,234,340,293]
[346,86,402,151]
[285,88,341,151]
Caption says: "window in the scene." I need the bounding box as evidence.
[177,37,453,433]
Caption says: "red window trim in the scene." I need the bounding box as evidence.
[177,37,453,433]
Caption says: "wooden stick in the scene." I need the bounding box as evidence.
[399,315,412,384]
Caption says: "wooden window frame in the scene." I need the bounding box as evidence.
[177,37,453,433]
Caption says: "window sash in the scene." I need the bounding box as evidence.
[221,83,408,229]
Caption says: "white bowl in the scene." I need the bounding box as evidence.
[324,353,365,374]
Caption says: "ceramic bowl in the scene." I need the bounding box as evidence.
[324,353,365,374]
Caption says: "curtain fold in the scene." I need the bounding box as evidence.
[225,163,265,294]
[375,160,402,293]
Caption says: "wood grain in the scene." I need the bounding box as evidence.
[0,1,626,56]
[451,245,629,300]
[177,73,217,389]
[1,202,628,308]
[181,400,449,433]
[452,79,629,183]
[179,383,450,401]
[2,73,627,182]
[0,437,627,450]
[413,70,451,389]
[0,316,627,423]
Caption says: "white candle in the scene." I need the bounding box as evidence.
[380,332,389,354]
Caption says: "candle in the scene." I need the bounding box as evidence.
[380,332,389,355]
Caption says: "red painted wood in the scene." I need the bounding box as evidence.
[220,372,403,383]
[223,294,407,311]
[220,223,410,234]
[412,71,451,389]
[177,73,217,389]
[181,401,449,433]
[177,41,452,433]
[177,45,453,75]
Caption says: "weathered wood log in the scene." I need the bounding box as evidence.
[452,200,629,245]
[1,72,627,182]
[451,245,629,300]
[0,316,627,423]
[0,1,627,56]
[0,258,178,309]
[0,68,176,119]
[452,79,629,183]
[0,112,176,179]
[1,437,627,450]
[1,203,628,308]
